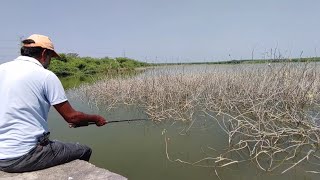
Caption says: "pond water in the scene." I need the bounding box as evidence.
[48,65,319,180]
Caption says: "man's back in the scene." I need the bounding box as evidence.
[0,56,66,160]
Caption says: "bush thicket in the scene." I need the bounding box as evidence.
[49,53,148,77]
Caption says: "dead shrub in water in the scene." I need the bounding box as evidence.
[74,63,320,174]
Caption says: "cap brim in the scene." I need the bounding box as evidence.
[52,50,60,58]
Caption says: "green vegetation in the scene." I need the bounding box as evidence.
[48,53,320,79]
[46,52,320,77]
[49,53,148,77]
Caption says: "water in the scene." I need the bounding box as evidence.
[48,64,319,180]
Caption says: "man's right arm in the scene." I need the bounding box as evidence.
[53,101,107,127]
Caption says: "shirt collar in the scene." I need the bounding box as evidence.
[14,56,44,68]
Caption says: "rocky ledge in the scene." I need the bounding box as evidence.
[0,160,127,180]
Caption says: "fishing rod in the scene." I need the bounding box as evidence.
[72,118,148,128]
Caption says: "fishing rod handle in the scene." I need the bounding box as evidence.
[72,121,90,128]
[74,118,148,127]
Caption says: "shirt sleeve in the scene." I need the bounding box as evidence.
[43,72,68,105]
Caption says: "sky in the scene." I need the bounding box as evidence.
[0,0,319,63]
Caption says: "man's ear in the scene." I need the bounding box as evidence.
[42,49,47,57]
[40,49,48,61]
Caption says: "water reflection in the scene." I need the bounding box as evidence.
[47,96,318,180]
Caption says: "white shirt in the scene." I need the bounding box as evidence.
[0,56,67,160]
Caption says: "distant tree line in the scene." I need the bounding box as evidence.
[49,53,320,77]
[154,57,320,66]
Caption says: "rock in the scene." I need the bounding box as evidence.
[0,160,127,180]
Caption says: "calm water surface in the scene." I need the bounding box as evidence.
[48,64,319,180]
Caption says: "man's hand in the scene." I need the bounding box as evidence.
[69,116,107,128]
[95,115,107,126]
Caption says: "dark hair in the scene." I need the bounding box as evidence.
[20,39,53,58]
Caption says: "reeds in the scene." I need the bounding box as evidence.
[74,62,320,174]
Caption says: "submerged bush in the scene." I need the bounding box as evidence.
[74,62,320,175]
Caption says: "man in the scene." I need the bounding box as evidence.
[0,34,107,173]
